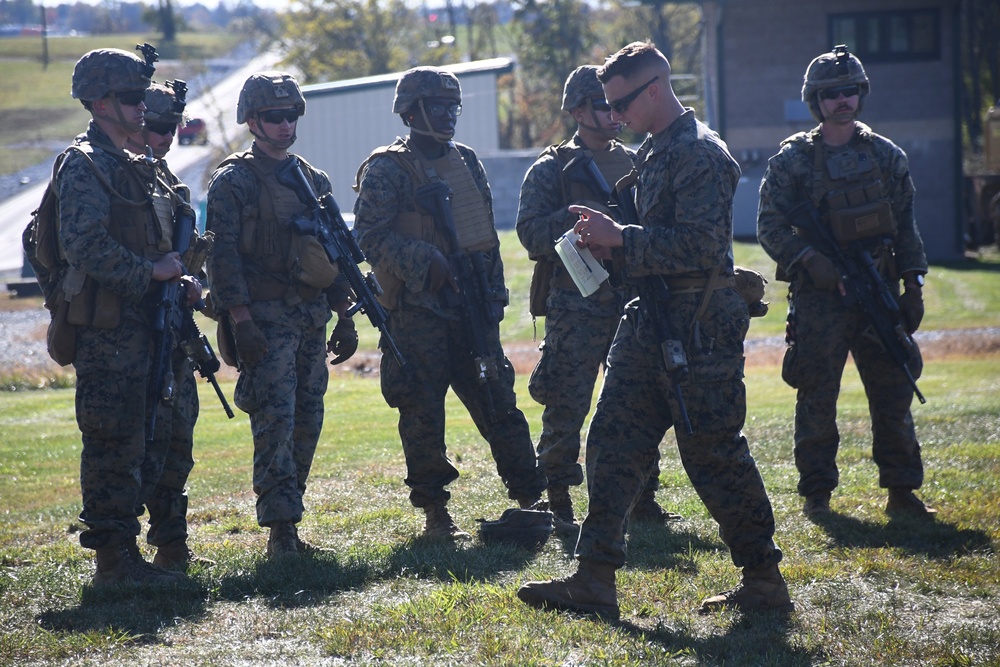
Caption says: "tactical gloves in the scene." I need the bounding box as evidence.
[234,319,268,365]
[803,250,840,292]
[898,287,924,334]
[327,318,358,365]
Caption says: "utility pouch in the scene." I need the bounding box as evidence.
[289,233,338,288]
[528,257,553,317]
[372,266,404,311]
[830,200,895,244]
[46,295,76,366]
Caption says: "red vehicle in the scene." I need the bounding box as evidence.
[177,118,208,145]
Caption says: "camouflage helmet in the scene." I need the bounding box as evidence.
[236,71,305,124]
[143,81,187,125]
[561,65,605,112]
[802,45,870,122]
[392,67,461,115]
[71,48,153,102]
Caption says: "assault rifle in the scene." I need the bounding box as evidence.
[562,153,693,434]
[786,201,926,404]
[147,205,233,444]
[415,181,501,422]
[275,156,406,367]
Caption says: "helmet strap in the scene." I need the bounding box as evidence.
[110,95,144,134]
[250,116,297,151]
[409,100,454,144]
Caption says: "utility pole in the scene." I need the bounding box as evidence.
[40,2,49,70]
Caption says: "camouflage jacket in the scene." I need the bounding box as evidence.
[757,122,927,279]
[516,134,634,315]
[353,139,506,320]
[57,122,157,304]
[624,109,739,279]
[205,142,339,329]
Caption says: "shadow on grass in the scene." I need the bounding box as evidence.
[616,610,817,666]
[625,520,724,571]
[809,511,991,557]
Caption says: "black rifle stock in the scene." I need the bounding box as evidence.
[562,153,694,434]
[414,181,500,422]
[786,201,925,404]
[275,157,406,367]
[147,205,233,444]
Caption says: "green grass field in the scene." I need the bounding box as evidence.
[1,236,999,665]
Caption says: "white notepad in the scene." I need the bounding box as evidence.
[554,230,610,298]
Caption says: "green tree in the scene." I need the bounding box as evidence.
[281,0,426,83]
[960,0,1000,154]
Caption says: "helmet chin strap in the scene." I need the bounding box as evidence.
[409,100,454,144]
[579,111,621,141]
[251,119,297,151]
[110,96,144,134]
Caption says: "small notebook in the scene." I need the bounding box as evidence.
[554,230,610,298]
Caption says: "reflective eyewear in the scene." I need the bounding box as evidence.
[115,90,146,107]
[424,102,462,118]
[259,108,301,124]
[145,121,177,136]
[609,76,659,114]
[589,97,612,112]
[819,84,861,101]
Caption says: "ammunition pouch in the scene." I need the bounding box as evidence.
[46,293,76,366]
[289,233,338,289]
[528,257,553,317]
[830,200,895,245]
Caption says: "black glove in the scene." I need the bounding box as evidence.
[233,319,268,365]
[803,251,839,292]
[490,300,505,323]
[327,318,358,365]
[898,287,924,334]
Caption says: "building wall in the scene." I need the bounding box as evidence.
[709,0,960,259]
[293,59,512,216]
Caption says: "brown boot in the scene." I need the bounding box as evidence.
[152,539,216,571]
[629,490,683,524]
[517,559,619,620]
[886,488,937,517]
[547,485,578,532]
[266,522,300,559]
[699,562,794,614]
[423,502,471,540]
[803,491,832,516]
[93,541,182,587]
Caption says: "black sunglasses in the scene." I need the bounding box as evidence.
[259,108,301,124]
[819,84,861,101]
[115,90,146,107]
[609,76,659,114]
[145,121,177,136]
[589,97,612,112]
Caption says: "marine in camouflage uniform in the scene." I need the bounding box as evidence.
[124,80,215,570]
[206,71,357,558]
[756,46,933,518]
[516,65,676,529]
[353,67,546,539]
[518,42,791,620]
[56,47,193,586]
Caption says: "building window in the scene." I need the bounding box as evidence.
[830,9,940,63]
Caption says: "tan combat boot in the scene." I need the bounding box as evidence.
[153,539,216,571]
[93,541,182,587]
[423,502,471,540]
[547,485,578,533]
[803,491,832,516]
[517,558,620,620]
[699,562,794,614]
[886,488,937,517]
[629,490,683,524]
[266,522,300,559]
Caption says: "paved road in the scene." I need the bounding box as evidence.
[0,48,285,282]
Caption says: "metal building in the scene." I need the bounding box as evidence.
[293,58,514,215]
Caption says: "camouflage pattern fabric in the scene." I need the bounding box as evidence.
[355,142,546,508]
[516,134,637,488]
[59,123,161,550]
[206,142,337,527]
[757,123,928,499]
[576,110,781,569]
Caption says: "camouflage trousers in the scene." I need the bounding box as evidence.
[139,346,199,547]
[380,304,547,508]
[782,283,924,497]
[233,317,328,527]
[529,305,662,494]
[577,293,780,569]
[73,318,154,550]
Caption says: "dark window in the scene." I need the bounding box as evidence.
[830,8,940,63]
